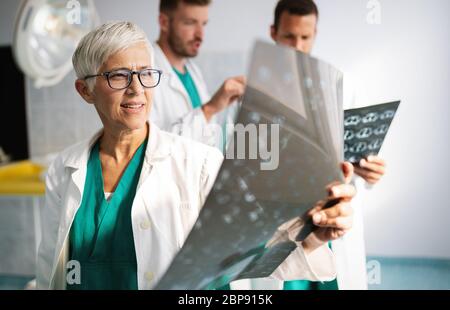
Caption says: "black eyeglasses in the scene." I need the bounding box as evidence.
[84,68,162,90]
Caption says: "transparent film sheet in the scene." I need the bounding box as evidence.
[344,101,400,163]
[155,41,344,290]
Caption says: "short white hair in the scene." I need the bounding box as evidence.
[72,21,154,90]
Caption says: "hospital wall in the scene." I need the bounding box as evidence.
[1,0,449,263]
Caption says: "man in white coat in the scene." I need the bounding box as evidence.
[151,0,245,151]
[269,0,387,290]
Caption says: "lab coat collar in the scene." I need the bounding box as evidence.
[145,122,172,164]
[153,43,176,77]
[62,122,171,170]
[62,131,101,170]
[154,42,199,78]
[153,42,192,105]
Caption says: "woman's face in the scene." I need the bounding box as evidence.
[91,42,153,133]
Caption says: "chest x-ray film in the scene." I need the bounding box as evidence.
[344,101,400,163]
[155,41,344,290]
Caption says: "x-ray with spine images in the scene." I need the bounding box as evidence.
[155,41,345,290]
[344,101,400,163]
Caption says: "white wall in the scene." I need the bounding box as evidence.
[312,0,450,259]
[2,0,449,259]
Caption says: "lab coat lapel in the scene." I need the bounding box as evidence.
[49,131,101,285]
[154,43,192,109]
[57,131,102,250]
[62,130,102,222]
[185,59,210,104]
[168,71,191,108]
[136,123,172,190]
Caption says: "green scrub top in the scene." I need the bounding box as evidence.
[283,278,338,290]
[67,138,147,290]
[173,66,202,109]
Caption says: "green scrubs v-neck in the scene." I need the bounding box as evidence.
[67,138,147,290]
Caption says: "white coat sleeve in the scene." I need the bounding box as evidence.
[173,110,224,149]
[269,218,337,282]
[36,156,64,289]
[151,97,224,150]
[198,146,224,206]
[163,103,240,152]
[270,241,336,282]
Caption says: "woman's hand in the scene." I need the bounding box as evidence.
[303,162,356,253]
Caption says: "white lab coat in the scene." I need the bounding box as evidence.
[331,177,369,290]
[151,43,239,151]
[36,123,336,290]
[330,75,371,290]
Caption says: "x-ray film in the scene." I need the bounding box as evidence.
[155,41,344,290]
[344,101,400,163]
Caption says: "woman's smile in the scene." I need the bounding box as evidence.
[120,101,146,114]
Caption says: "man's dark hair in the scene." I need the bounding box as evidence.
[160,0,211,13]
[273,0,319,31]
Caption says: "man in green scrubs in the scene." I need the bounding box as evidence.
[152,0,246,151]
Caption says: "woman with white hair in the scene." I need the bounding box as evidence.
[36,21,355,290]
